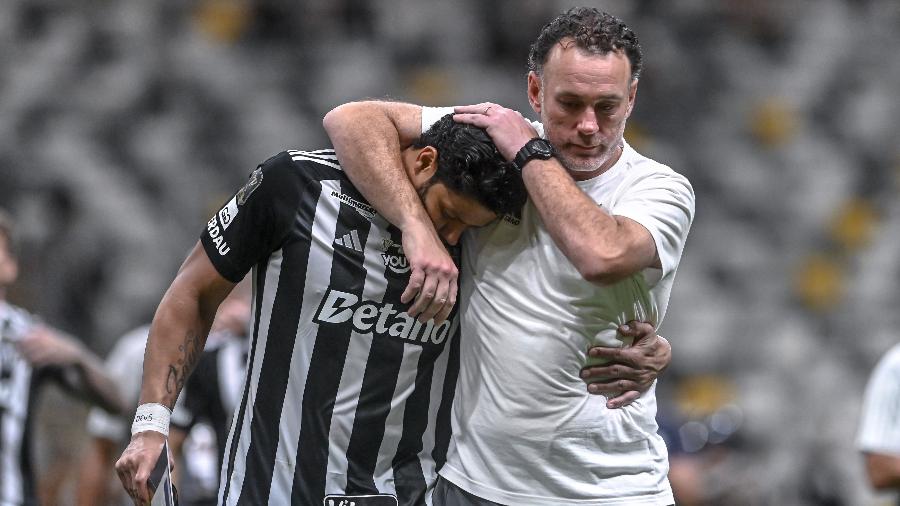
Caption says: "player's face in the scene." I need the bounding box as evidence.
[420,183,497,246]
[528,40,637,177]
[0,236,17,288]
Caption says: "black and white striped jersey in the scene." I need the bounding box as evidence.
[200,150,459,506]
[0,302,64,506]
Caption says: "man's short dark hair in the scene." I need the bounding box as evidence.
[527,7,643,82]
[413,115,527,217]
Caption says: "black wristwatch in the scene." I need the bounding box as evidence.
[513,138,555,172]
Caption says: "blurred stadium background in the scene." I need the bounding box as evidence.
[1,0,899,504]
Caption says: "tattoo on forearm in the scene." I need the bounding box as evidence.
[164,330,202,398]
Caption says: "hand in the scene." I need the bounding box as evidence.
[115,431,168,505]
[580,321,671,409]
[400,221,458,324]
[453,103,539,161]
[17,326,84,367]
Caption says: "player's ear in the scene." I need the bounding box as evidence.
[411,146,438,186]
[527,71,542,115]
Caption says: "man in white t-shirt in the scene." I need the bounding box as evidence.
[858,343,900,502]
[323,7,694,505]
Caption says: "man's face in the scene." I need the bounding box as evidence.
[528,40,637,177]
[0,236,17,289]
[420,183,497,246]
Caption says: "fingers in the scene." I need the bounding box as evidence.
[432,277,458,325]
[619,320,656,340]
[605,390,641,409]
[453,102,499,115]
[401,266,425,305]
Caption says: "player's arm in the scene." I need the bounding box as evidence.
[453,103,658,284]
[863,452,900,490]
[116,242,235,505]
[18,326,126,415]
[323,101,457,323]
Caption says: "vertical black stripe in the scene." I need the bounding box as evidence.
[221,259,268,503]
[291,181,372,504]
[431,325,460,470]
[236,180,321,505]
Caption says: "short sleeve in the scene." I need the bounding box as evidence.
[201,152,309,282]
[612,169,695,278]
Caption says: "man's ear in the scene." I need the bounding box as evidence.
[527,71,542,115]
[411,146,438,186]
[625,78,639,118]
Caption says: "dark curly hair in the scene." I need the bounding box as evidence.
[412,114,527,217]
[527,7,643,82]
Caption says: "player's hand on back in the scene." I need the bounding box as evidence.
[401,221,458,325]
[580,321,671,409]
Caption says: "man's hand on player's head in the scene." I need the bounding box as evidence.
[115,431,167,506]
[401,221,458,325]
[453,102,539,162]
[580,321,671,409]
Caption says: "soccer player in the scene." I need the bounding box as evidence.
[0,208,125,506]
[115,115,529,505]
[858,342,900,496]
[323,7,694,505]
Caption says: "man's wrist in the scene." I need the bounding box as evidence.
[131,403,171,436]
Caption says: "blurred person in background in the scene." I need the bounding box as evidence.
[324,6,693,505]
[0,207,125,506]
[76,284,251,506]
[857,342,900,502]
[116,116,534,506]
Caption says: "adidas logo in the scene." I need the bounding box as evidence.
[334,230,364,252]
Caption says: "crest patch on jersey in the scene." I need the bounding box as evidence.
[237,168,263,206]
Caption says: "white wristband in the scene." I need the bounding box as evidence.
[131,403,171,436]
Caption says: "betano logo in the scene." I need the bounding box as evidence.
[313,288,454,345]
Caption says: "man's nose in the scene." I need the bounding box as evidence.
[577,108,599,135]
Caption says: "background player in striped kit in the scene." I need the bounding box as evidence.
[115,115,529,505]
[857,342,900,502]
[0,208,125,506]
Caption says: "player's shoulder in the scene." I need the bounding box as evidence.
[0,301,38,336]
[252,149,345,192]
[623,144,694,195]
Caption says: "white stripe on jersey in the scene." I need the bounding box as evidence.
[218,251,283,505]
[289,150,341,170]
[324,215,394,494]
[266,179,344,504]
[1,303,37,505]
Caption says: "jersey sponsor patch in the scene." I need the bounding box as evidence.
[206,215,231,256]
[313,288,453,346]
[236,167,263,206]
[323,494,398,506]
[218,196,239,230]
[380,242,410,274]
[329,190,376,220]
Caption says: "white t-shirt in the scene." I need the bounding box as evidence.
[422,107,695,505]
[858,343,900,455]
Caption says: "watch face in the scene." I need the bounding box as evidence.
[529,139,553,157]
